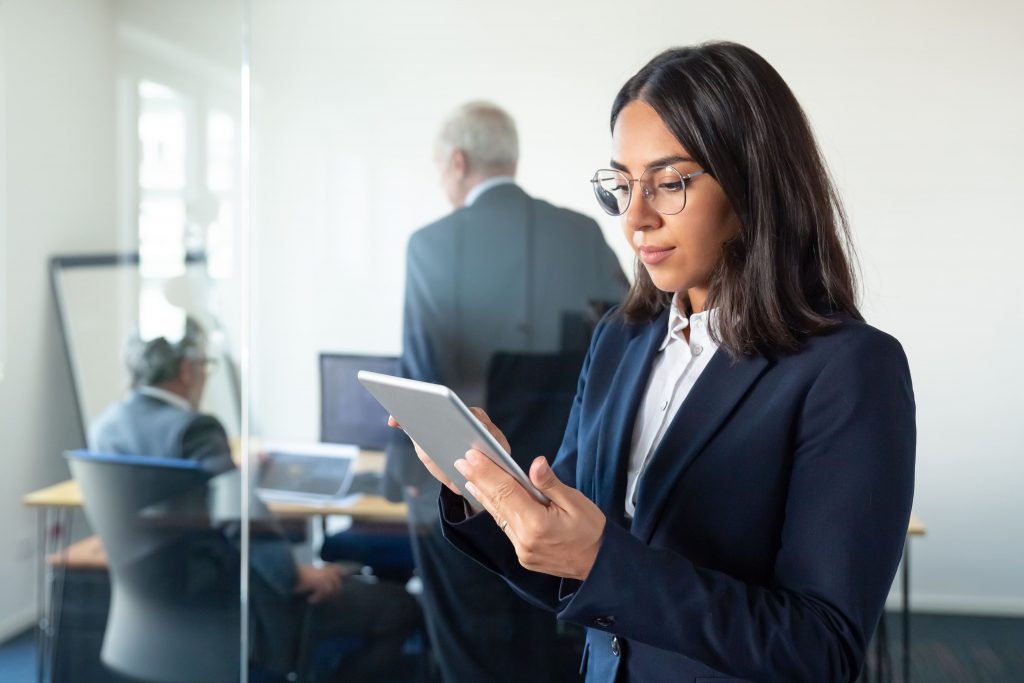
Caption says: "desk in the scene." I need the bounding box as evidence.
[23,448,406,522]
[23,478,408,523]
[22,450,405,683]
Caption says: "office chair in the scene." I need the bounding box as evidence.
[66,450,241,683]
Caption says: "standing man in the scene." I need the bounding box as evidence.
[385,102,627,682]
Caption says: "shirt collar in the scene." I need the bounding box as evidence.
[659,294,720,352]
[464,176,516,206]
[137,385,194,412]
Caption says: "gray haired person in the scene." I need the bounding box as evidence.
[385,101,628,682]
[91,316,420,681]
[90,316,230,472]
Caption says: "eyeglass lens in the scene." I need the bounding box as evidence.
[592,166,689,216]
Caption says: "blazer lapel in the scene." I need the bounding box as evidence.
[630,349,771,542]
[591,310,668,527]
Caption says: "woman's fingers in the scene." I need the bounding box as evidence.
[468,407,512,453]
[455,449,538,532]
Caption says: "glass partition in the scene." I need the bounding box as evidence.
[36,1,251,681]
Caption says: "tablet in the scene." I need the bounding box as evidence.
[357,371,550,509]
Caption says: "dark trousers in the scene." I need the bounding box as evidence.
[309,576,422,683]
[409,503,568,683]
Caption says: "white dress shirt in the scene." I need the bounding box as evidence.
[464,176,515,206]
[137,385,194,412]
[625,297,720,517]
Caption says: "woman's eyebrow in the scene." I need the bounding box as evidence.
[609,155,695,173]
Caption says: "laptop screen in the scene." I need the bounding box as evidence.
[257,446,356,497]
[320,353,398,449]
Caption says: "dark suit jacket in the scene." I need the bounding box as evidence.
[441,308,916,683]
[385,182,628,511]
[90,391,301,673]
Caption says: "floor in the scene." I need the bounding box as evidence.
[2,612,1022,682]
[866,612,1024,683]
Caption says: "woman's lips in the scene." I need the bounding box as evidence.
[638,245,675,265]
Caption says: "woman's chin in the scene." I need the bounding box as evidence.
[646,272,685,294]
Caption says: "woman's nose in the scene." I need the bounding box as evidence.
[624,184,660,233]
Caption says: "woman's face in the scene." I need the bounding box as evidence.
[611,100,740,304]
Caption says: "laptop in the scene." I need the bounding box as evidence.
[255,441,359,505]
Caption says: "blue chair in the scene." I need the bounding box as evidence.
[66,450,241,683]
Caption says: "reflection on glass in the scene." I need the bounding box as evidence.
[206,110,237,280]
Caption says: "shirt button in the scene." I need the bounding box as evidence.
[692,344,703,356]
[611,635,621,657]
[660,400,668,411]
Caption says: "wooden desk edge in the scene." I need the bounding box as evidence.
[22,479,921,535]
[908,512,926,537]
[22,479,83,508]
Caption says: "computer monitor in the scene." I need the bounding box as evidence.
[320,353,398,450]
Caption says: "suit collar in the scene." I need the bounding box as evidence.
[591,308,668,527]
[136,386,193,413]
[629,348,771,541]
[465,177,518,206]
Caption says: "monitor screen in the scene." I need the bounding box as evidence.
[320,353,398,449]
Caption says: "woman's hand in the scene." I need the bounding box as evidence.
[453,436,607,581]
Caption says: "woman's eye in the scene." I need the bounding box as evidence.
[658,181,683,192]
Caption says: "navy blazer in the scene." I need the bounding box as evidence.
[441,307,916,682]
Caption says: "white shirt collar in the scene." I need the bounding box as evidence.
[464,176,516,206]
[137,385,194,412]
[659,294,720,352]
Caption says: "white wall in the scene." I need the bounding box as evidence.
[248,0,1024,614]
[0,0,118,639]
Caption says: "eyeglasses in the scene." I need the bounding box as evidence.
[590,166,706,216]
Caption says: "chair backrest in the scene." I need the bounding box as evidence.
[66,450,241,683]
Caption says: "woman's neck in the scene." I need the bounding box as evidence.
[679,288,708,316]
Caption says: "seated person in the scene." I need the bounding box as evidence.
[90,316,420,682]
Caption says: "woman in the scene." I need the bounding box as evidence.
[398,42,915,682]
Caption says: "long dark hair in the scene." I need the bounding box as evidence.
[613,41,862,357]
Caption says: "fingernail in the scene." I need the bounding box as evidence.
[536,456,550,475]
[466,450,482,464]
[454,459,468,475]
[465,481,479,497]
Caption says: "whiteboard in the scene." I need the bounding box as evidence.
[51,253,240,442]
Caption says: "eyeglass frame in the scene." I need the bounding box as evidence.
[589,166,707,216]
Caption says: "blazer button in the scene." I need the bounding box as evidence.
[611,635,621,657]
[593,616,615,628]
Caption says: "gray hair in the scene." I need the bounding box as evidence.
[436,101,519,174]
[125,316,206,387]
